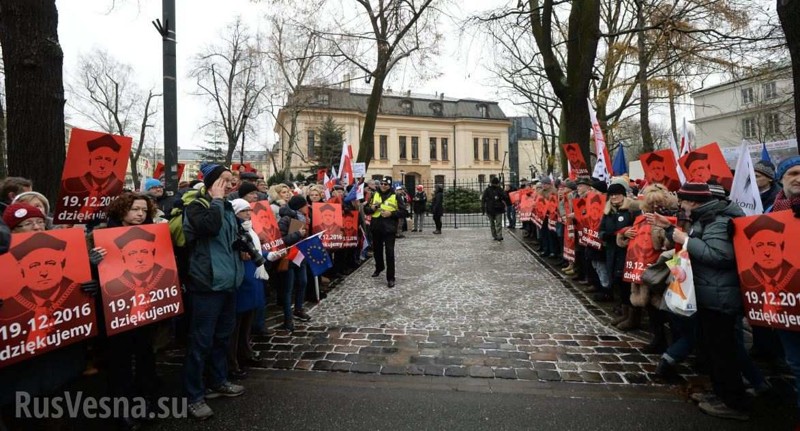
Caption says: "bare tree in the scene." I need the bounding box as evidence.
[778,0,800,150]
[191,18,270,166]
[68,49,161,186]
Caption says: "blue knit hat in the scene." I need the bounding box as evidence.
[200,162,229,188]
[144,178,163,190]
[776,156,800,182]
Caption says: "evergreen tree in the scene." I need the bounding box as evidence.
[313,116,344,173]
[199,140,227,164]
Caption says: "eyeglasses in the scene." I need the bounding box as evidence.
[18,219,46,229]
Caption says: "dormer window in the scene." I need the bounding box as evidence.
[430,102,443,116]
[314,92,329,105]
[477,103,489,118]
[401,99,413,115]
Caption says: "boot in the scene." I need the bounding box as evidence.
[610,305,630,326]
[652,357,679,381]
[642,306,668,354]
[617,306,642,331]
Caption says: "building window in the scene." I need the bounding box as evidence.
[430,102,443,117]
[478,174,486,187]
[763,82,778,99]
[477,104,488,118]
[473,138,479,160]
[314,93,329,105]
[372,174,383,180]
[307,130,315,158]
[434,175,445,185]
[741,87,754,104]
[379,135,388,160]
[494,139,499,161]
[742,117,757,139]
[399,136,407,159]
[483,138,490,160]
[411,137,419,160]
[401,100,413,115]
[765,113,780,136]
[429,137,437,160]
[441,138,449,161]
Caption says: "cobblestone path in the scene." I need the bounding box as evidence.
[166,229,698,385]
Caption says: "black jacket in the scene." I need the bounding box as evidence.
[599,198,640,279]
[431,188,444,217]
[481,185,507,215]
[412,191,427,214]
[760,182,781,211]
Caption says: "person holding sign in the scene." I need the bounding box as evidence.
[599,182,640,319]
[61,134,124,206]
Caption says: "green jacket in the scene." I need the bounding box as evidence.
[684,199,744,315]
[184,195,244,292]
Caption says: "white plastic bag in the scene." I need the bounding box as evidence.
[663,239,697,316]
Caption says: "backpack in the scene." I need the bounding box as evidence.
[488,187,505,212]
[168,188,211,248]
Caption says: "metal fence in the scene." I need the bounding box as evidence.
[404,179,497,229]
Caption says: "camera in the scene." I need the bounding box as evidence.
[233,231,266,267]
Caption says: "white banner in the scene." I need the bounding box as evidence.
[730,141,764,216]
[588,100,612,181]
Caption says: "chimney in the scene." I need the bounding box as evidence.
[406,90,411,97]
[343,73,351,90]
[439,93,444,100]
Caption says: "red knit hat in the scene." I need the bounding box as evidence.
[3,202,46,230]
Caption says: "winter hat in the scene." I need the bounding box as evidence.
[3,202,46,230]
[708,182,728,199]
[416,185,424,191]
[753,161,775,180]
[776,156,800,182]
[144,178,163,191]
[591,179,608,194]
[237,181,258,198]
[12,191,51,215]
[576,177,592,186]
[610,177,631,194]
[200,162,230,189]
[490,177,500,185]
[539,176,552,185]
[565,180,577,191]
[230,198,251,214]
[607,183,627,196]
[677,182,713,203]
[288,195,308,211]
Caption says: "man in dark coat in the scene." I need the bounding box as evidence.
[431,184,444,234]
[481,177,507,241]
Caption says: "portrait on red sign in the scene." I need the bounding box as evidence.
[572,197,587,246]
[0,229,97,368]
[640,150,682,191]
[250,200,283,251]
[518,190,535,222]
[733,212,800,331]
[312,202,343,249]
[623,215,676,283]
[678,143,733,191]
[563,143,589,177]
[583,192,605,249]
[94,224,182,336]
[342,210,359,248]
[152,162,186,183]
[54,129,132,225]
[508,190,521,206]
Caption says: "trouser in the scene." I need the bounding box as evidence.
[735,317,766,389]
[413,212,424,231]
[371,223,396,281]
[107,325,158,401]
[282,262,308,322]
[664,313,697,364]
[574,244,586,278]
[698,308,749,411]
[433,215,442,231]
[591,259,610,290]
[506,206,516,228]
[613,276,631,305]
[184,290,237,403]
[778,329,800,411]
[488,213,503,239]
[228,310,255,372]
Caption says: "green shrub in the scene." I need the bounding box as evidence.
[443,187,481,213]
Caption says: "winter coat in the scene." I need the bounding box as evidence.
[431,188,444,218]
[599,197,640,279]
[760,182,781,211]
[684,199,744,315]
[412,191,428,214]
[481,185,507,215]
[278,205,307,247]
[235,219,268,313]
[184,195,244,292]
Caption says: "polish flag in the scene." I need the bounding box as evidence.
[668,132,687,185]
[338,142,355,186]
[679,118,691,157]
[588,100,613,181]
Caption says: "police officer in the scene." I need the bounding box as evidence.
[367,176,405,288]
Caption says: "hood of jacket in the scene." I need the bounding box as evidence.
[279,205,300,219]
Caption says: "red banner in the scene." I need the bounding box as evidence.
[54,128,132,224]
[623,215,676,283]
[152,162,186,183]
[573,197,587,246]
[640,149,682,191]
[0,229,97,368]
[508,190,521,206]
[342,210,359,248]
[250,200,284,252]
[733,211,800,331]
[563,143,589,177]
[564,222,576,262]
[518,190,535,222]
[94,224,183,336]
[678,142,734,191]
[232,162,256,173]
[582,192,605,250]
[312,202,344,249]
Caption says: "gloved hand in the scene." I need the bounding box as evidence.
[267,249,287,262]
[89,247,107,266]
[81,280,100,297]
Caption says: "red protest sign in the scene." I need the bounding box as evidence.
[251,200,284,252]
[623,215,676,283]
[54,128,132,225]
[94,224,182,336]
[640,149,682,191]
[563,143,589,177]
[573,197,587,246]
[152,162,186,183]
[733,211,800,331]
[312,202,344,249]
[547,194,558,231]
[0,229,97,368]
[342,210,359,248]
[232,163,256,173]
[678,142,734,191]
[564,222,576,262]
[582,192,605,250]
[518,190,535,222]
[508,190,521,205]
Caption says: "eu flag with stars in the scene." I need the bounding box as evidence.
[296,235,333,276]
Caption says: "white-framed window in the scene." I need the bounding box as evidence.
[742,117,757,139]
[411,136,419,160]
[307,130,315,158]
[429,137,437,160]
[399,136,407,159]
[765,113,780,136]
[401,100,413,115]
[763,82,778,99]
[441,138,449,161]
[741,87,754,104]
[483,138,490,160]
[477,104,489,118]
[379,135,388,160]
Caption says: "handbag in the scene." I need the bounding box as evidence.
[641,249,673,292]
[662,240,697,316]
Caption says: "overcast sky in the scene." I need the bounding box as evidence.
[56,0,510,151]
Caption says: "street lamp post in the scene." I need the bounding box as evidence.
[240,114,248,166]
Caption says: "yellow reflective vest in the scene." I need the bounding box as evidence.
[370,191,398,218]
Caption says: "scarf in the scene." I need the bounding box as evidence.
[771,190,800,213]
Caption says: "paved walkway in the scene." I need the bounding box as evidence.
[165,228,696,384]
